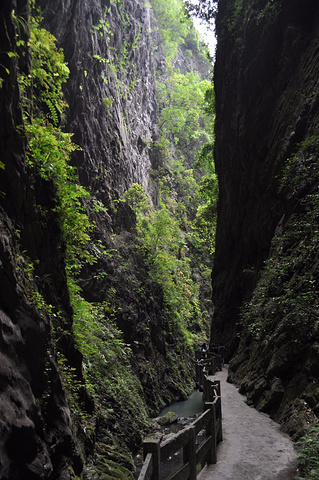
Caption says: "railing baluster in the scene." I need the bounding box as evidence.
[182,425,196,480]
[143,439,161,480]
[205,401,217,464]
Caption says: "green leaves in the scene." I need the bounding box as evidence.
[157,72,212,153]
[26,119,94,272]
[150,0,190,61]
[121,181,210,345]
[22,15,70,124]
[15,6,152,467]
[154,70,217,253]
[121,183,150,214]
[297,426,319,480]
[122,0,218,348]
[17,9,96,278]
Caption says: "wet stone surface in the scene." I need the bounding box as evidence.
[198,368,298,480]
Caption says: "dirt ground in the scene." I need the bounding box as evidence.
[198,368,298,480]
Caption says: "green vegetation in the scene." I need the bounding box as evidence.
[119,0,217,352]
[149,0,190,61]
[21,13,69,124]
[26,120,95,272]
[16,5,150,478]
[156,72,212,158]
[241,137,319,341]
[150,0,213,67]
[17,12,96,276]
[256,1,280,24]
[13,0,217,476]
[91,6,113,41]
[123,185,204,346]
[91,1,141,99]
[19,12,101,278]
[236,134,319,451]
[297,425,319,480]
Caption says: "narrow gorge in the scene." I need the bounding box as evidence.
[1,0,214,478]
[1,0,319,479]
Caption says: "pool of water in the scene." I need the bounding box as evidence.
[134,390,204,479]
[159,389,204,418]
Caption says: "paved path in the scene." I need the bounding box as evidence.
[198,368,298,480]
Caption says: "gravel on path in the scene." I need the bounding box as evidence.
[198,368,298,480]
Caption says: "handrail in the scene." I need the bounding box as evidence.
[195,351,222,373]
[137,353,223,480]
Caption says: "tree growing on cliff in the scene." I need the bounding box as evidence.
[118,0,217,354]
[156,71,212,161]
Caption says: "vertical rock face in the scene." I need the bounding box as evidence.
[213,0,319,347]
[1,0,213,477]
[213,0,319,434]
[0,2,82,478]
[36,0,212,421]
[37,0,171,415]
[39,0,157,203]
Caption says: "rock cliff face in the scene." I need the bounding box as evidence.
[37,0,193,415]
[0,1,162,477]
[37,0,213,418]
[0,0,212,478]
[0,3,83,478]
[213,0,319,435]
[39,0,157,202]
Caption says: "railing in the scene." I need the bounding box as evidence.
[195,351,222,376]
[195,353,222,400]
[137,354,222,480]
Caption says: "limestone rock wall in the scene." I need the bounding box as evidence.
[213,0,319,435]
[0,0,211,477]
[0,2,83,478]
[36,0,213,421]
[39,0,157,205]
[213,0,319,348]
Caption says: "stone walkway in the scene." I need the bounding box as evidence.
[198,368,298,480]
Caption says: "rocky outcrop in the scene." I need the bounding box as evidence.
[0,2,83,478]
[0,1,145,476]
[0,0,213,477]
[35,0,175,415]
[213,0,319,435]
[39,0,157,203]
[37,0,212,417]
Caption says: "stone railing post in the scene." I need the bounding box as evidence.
[183,425,196,480]
[211,355,216,375]
[204,401,217,464]
[195,361,200,384]
[143,439,161,480]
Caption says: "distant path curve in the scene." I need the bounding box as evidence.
[198,368,298,480]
